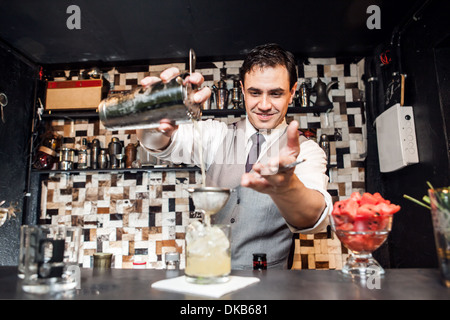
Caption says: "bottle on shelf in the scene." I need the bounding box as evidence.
[77,138,88,169]
[33,132,61,170]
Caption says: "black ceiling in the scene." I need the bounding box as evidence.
[0,0,427,69]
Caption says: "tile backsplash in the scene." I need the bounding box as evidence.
[40,56,366,269]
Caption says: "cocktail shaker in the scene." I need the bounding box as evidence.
[91,139,101,169]
[98,49,201,130]
[108,137,122,169]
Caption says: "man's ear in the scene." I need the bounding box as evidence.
[289,82,298,104]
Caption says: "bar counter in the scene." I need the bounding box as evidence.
[0,267,448,300]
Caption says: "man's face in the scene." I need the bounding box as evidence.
[241,65,296,130]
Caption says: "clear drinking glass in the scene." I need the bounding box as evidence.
[428,188,450,287]
[20,225,82,294]
[185,222,231,284]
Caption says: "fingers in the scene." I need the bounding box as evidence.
[160,67,181,82]
[286,120,300,157]
[140,67,181,87]
[140,76,161,87]
[194,86,212,104]
[159,119,178,137]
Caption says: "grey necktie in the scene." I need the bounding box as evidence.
[246,132,265,172]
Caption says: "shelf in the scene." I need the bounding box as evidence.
[42,110,99,120]
[31,165,200,175]
[41,105,333,120]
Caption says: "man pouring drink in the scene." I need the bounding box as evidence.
[137,43,332,270]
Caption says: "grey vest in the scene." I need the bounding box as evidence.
[207,119,306,270]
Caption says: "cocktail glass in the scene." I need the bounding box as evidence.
[185,187,232,284]
[428,188,450,287]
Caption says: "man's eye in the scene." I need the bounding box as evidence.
[249,91,260,96]
[271,92,282,97]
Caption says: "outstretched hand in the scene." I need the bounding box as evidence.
[241,120,301,194]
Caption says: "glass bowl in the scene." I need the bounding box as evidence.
[330,211,393,277]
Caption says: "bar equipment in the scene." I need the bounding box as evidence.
[185,187,232,284]
[312,78,338,107]
[231,79,243,109]
[90,139,101,169]
[98,49,201,130]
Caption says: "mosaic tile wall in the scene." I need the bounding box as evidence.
[40,57,366,269]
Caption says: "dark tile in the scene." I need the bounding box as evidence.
[348,127,362,134]
[300,239,313,247]
[301,254,309,269]
[149,205,161,213]
[73,182,86,188]
[163,185,175,192]
[336,147,350,168]
[344,63,351,77]
[46,209,59,216]
[75,130,87,137]
[176,212,182,225]
[352,181,365,189]
[149,212,156,227]
[169,198,175,212]
[126,79,138,86]
[348,114,355,127]
[317,65,324,78]
[135,248,148,255]
[110,213,123,220]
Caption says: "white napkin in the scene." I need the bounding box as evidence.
[151,275,260,298]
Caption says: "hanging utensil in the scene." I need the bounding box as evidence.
[0,93,8,124]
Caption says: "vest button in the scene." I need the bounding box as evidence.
[230,218,235,223]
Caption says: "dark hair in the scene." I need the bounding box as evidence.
[240,43,298,89]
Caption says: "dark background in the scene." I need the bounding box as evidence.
[0,0,448,267]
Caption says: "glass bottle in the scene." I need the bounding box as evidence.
[253,253,267,270]
[33,133,60,170]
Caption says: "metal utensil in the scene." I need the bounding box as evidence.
[278,158,306,172]
[187,187,232,215]
[257,158,306,176]
[0,93,8,123]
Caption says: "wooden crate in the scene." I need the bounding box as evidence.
[45,79,106,110]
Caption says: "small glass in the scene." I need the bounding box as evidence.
[19,225,81,294]
[185,222,231,284]
[428,188,450,287]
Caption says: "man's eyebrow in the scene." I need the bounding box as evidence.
[268,88,285,93]
[247,87,285,93]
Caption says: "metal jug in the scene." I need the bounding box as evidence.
[312,78,338,107]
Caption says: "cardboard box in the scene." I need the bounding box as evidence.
[45,79,107,110]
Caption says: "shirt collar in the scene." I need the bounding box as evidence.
[245,117,288,144]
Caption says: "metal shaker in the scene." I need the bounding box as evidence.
[99,149,109,169]
[98,49,201,130]
[108,137,122,169]
[299,81,311,107]
[319,134,330,164]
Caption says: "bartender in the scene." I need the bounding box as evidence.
[137,43,332,269]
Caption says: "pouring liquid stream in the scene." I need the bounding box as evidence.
[192,119,211,226]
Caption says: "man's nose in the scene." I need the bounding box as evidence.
[258,95,271,110]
